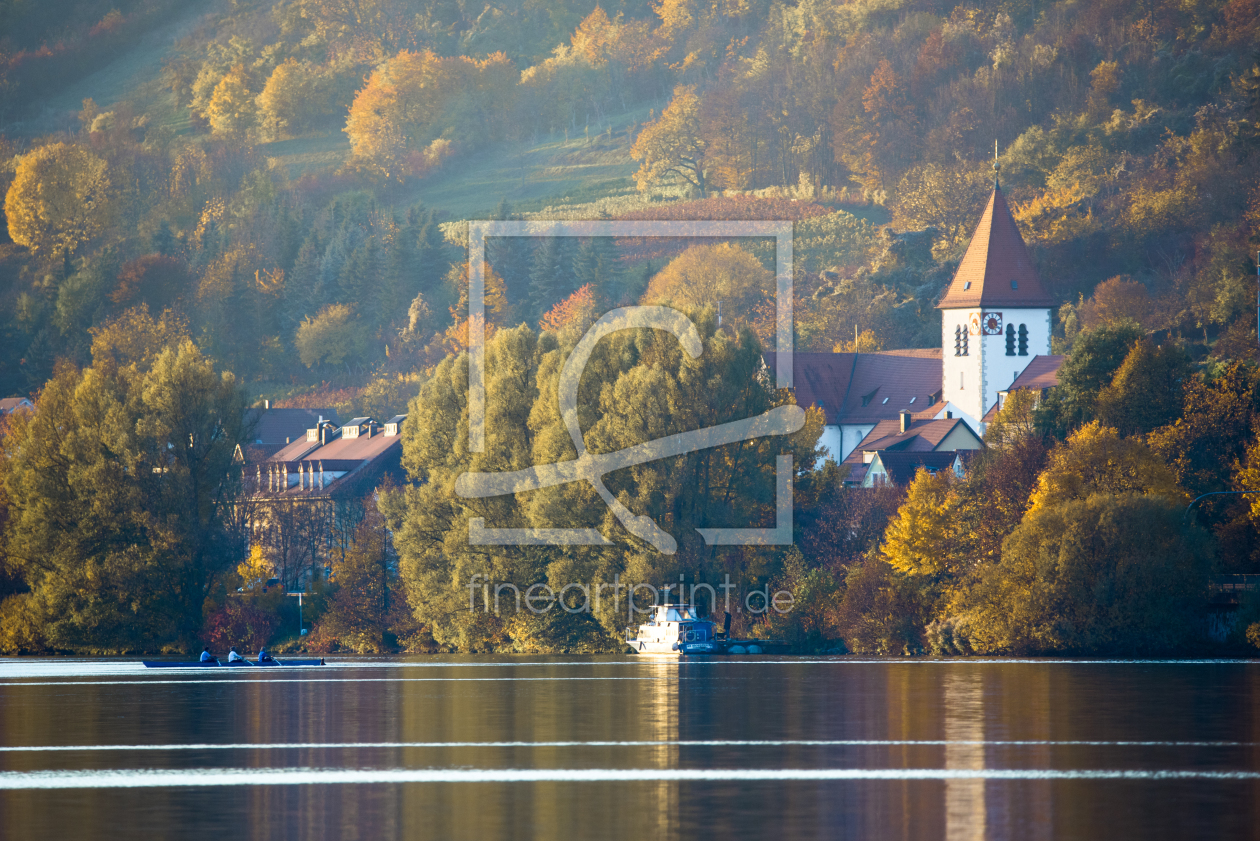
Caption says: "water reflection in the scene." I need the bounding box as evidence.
[3,659,1260,839]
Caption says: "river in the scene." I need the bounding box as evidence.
[1,657,1259,839]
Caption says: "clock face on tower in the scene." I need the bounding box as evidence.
[968,313,981,335]
[981,312,1003,335]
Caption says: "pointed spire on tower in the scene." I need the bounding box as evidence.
[993,138,1000,188]
[937,168,1053,310]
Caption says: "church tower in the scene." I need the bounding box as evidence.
[938,175,1053,431]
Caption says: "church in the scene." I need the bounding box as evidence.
[769,179,1064,485]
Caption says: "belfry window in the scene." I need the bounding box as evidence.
[1018,323,1029,356]
[1005,323,1016,356]
[954,325,969,356]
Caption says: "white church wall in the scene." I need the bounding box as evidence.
[815,423,877,466]
[941,307,983,422]
[979,308,1052,418]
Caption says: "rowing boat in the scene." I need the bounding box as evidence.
[141,658,325,668]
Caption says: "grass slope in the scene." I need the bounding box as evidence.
[7,0,224,137]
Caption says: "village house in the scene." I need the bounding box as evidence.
[242,414,407,589]
[0,397,35,416]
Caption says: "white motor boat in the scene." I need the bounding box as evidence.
[626,604,716,656]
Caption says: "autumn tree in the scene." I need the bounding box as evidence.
[0,343,249,651]
[296,304,368,370]
[1027,422,1186,514]
[1077,276,1153,330]
[642,242,771,329]
[89,305,191,371]
[205,64,257,139]
[1094,339,1193,438]
[315,502,417,653]
[891,162,992,245]
[959,494,1211,655]
[256,59,338,139]
[539,283,599,335]
[6,142,117,260]
[631,85,708,196]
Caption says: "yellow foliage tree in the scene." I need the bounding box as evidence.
[882,468,961,577]
[641,242,770,326]
[631,85,707,195]
[984,388,1040,449]
[256,59,335,139]
[5,142,117,259]
[1026,421,1186,513]
[296,304,368,369]
[237,545,274,591]
[89,305,191,371]
[205,65,257,139]
[833,329,882,353]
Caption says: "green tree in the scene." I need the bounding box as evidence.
[0,343,248,652]
[383,315,823,652]
[1035,322,1143,438]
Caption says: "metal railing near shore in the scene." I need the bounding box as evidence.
[1211,575,1260,592]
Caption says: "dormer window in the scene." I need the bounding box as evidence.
[882,397,889,404]
[909,396,916,403]
[1011,279,1018,289]
[963,282,972,290]
[860,388,879,407]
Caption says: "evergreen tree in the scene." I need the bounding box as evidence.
[527,237,578,322]
[574,236,621,299]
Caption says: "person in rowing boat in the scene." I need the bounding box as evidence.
[199,647,215,663]
[257,647,274,663]
[228,647,244,663]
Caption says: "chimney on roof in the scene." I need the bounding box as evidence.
[900,410,911,434]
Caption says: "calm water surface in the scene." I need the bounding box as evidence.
[2,656,1260,839]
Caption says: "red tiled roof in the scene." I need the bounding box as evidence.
[982,355,1066,423]
[844,417,980,465]
[1007,354,1064,391]
[937,185,1054,309]
[874,348,943,359]
[763,351,942,425]
[0,397,34,413]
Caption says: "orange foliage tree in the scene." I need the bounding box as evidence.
[539,284,599,335]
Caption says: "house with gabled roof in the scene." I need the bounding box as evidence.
[840,411,983,485]
[0,397,34,415]
[862,451,967,487]
[763,349,944,463]
[235,404,340,462]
